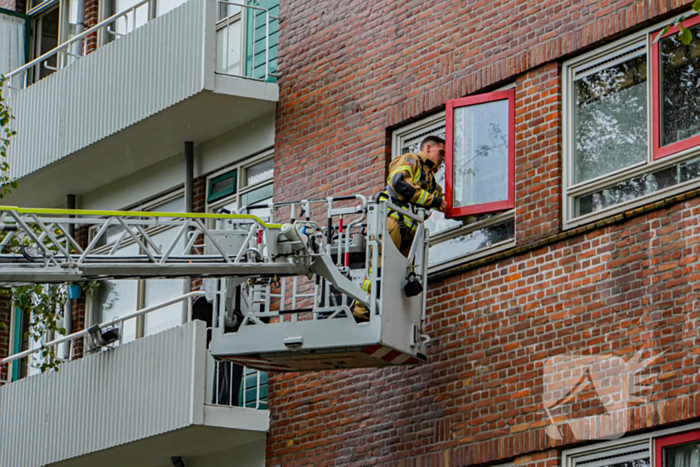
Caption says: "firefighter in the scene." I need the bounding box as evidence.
[353,135,447,322]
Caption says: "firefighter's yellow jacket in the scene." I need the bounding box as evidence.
[385,150,444,215]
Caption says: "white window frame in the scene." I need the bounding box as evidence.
[562,421,700,467]
[214,4,246,76]
[205,150,274,219]
[562,11,700,229]
[391,109,516,274]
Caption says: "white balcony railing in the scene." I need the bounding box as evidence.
[0,291,268,411]
[3,0,279,186]
[0,319,269,467]
[4,0,277,94]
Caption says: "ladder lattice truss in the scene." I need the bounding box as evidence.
[0,196,432,371]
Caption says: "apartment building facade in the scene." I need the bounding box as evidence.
[2,0,700,466]
[266,0,700,466]
[0,0,278,465]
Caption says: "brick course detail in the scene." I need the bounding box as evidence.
[269,0,699,466]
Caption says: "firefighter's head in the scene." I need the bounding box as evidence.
[420,135,446,169]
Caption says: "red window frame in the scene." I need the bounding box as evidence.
[445,89,515,218]
[655,429,700,467]
[652,15,700,160]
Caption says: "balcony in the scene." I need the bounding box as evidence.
[2,0,278,207]
[0,320,269,467]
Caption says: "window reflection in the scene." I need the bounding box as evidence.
[575,157,700,216]
[400,124,514,266]
[660,25,700,147]
[663,441,700,467]
[574,54,648,183]
[429,219,514,267]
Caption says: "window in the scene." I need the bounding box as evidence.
[21,0,88,83]
[656,431,700,467]
[446,90,515,218]
[563,425,700,467]
[392,110,515,270]
[215,0,279,80]
[0,9,29,84]
[30,5,59,81]
[206,153,274,222]
[653,16,700,160]
[564,14,700,226]
[216,3,243,75]
[566,442,650,467]
[90,191,187,344]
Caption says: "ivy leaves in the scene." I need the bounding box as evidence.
[654,2,700,46]
[0,75,17,197]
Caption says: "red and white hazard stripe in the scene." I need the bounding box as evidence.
[362,345,422,365]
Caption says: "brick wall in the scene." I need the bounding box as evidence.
[267,187,700,467]
[269,0,700,466]
[84,0,100,53]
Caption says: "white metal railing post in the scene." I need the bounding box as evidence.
[255,369,260,409]
[0,291,206,368]
[5,0,154,93]
[264,12,269,81]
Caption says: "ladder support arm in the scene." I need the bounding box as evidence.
[310,252,370,308]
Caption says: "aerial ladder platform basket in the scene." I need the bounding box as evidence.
[0,196,431,372]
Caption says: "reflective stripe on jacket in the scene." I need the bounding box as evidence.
[383,151,444,231]
[386,151,443,210]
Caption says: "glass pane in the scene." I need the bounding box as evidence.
[428,218,514,267]
[602,459,651,467]
[246,159,274,186]
[210,199,238,228]
[216,19,242,75]
[574,156,700,217]
[95,243,139,343]
[218,2,241,21]
[35,8,59,80]
[65,0,80,40]
[211,177,234,197]
[30,0,50,9]
[664,442,700,467]
[93,224,128,248]
[241,184,273,210]
[400,126,462,235]
[574,54,647,183]
[143,228,187,336]
[214,199,237,214]
[148,195,184,213]
[247,196,273,221]
[660,25,700,147]
[452,99,510,208]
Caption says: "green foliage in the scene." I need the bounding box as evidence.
[10,284,67,373]
[0,75,17,198]
[0,219,100,373]
[679,24,694,45]
[653,3,700,45]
